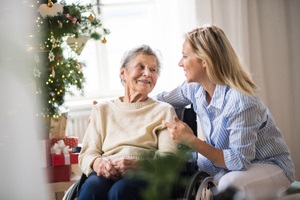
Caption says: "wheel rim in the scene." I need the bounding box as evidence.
[195,177,217,200]
[183,171,211,200]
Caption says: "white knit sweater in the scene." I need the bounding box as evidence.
[79,97,178,175]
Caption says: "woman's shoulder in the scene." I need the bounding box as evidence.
[183,82,201,92]
[175,81,202,101]
[151,98,176,111]
[152,97,173,106]
[92,98,116,111]
[226,86,257,101]
[225,86,261,110]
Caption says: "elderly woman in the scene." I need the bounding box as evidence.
[78,45,177,200]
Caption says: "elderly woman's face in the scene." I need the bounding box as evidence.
[120,53,158,96]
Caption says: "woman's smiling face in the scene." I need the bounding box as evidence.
[120,53,158,98]
[178,39,206,83]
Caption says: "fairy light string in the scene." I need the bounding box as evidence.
[32,0,109,119]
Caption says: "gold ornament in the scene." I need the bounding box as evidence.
[102,37,107,44]
[88,14,94,21]
[47,0,54,8]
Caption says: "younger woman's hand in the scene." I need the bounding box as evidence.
[162,115,197,148]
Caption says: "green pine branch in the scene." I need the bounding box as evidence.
[34,0,109,118]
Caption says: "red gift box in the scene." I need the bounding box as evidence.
[51,153,79,166]
[45,165,71,183]
[51,136,78,148]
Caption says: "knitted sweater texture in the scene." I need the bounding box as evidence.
[79,97,178,175]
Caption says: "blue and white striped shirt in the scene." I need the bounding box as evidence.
[156,81,295,182]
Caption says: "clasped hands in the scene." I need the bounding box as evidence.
[93,157,137,180]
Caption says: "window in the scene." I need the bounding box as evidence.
[65,0,197,103]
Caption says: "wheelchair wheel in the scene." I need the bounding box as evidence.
[184,171,217,200]
[195,176,217,200]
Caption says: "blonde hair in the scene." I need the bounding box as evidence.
[186,25,257,96]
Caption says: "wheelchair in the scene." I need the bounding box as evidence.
[63,106,218,200]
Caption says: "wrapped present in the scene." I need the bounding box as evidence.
[51,139,69,155]
[51,136,78,148]
[39,139,51,167]
[51,153,79,166]
[45,165,71,182]
[50,139,79,166]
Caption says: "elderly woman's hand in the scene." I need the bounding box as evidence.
[112,158,138,177]
[163,115,197,148]
[92,157,120,180]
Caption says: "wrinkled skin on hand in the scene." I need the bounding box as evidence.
[93,157,138,180]
[112,158,138,177]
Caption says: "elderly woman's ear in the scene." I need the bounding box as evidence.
[120,68,125,82]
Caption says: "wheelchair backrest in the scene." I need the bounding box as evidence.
[175,105,197,137]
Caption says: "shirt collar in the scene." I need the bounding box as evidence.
[208,85,229,110]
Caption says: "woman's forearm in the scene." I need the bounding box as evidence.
[190,137,227,169]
